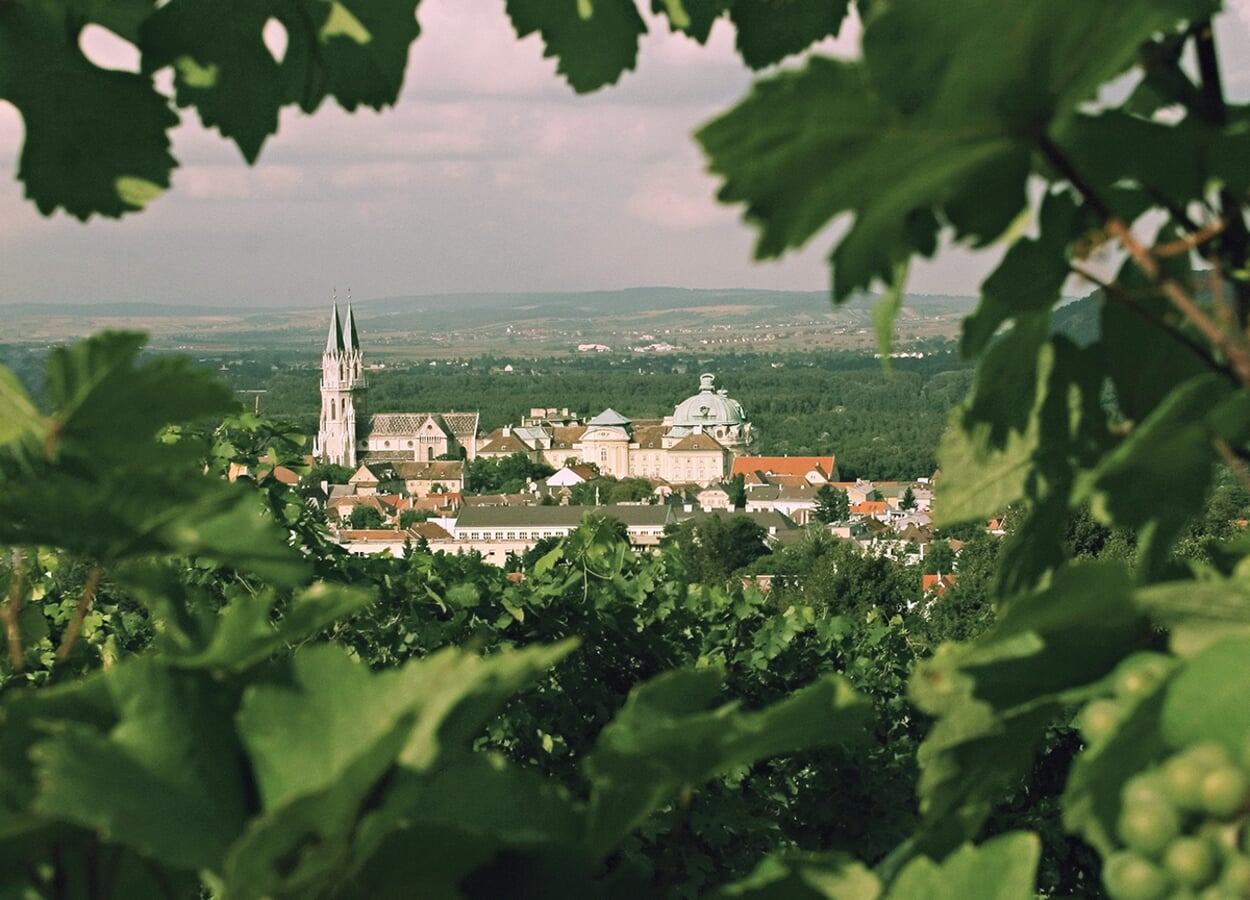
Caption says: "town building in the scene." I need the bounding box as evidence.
[314,300,478,468]
[314,302,753,486]
[477,373,755,486]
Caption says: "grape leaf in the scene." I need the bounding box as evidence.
[32,661,248,871]
[885,832,1039,900]
[280,0,423,112]
[1160,636,1250,756]
[583,666,870,856]
[715,852,881,899]
[0,2,177,219]
[1135,574,1250,657]
[698,56,1026,300]
[0,368,42,449]
[650,0,729,43]
[1077,374,1250,580]
[142,0,421,162]
[699,0,1218,301]
[728,0,851,69]
[139,0,284,163]
[505,0,647,93]
[933,329,1051,527]
[962,191,1089,357]
[1097,253,1209,425]
[165,583,374,671]
[911,562,1145,851]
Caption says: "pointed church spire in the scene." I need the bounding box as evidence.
[325,290,344,355]
[343,288,359,354]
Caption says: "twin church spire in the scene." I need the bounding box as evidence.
[315,290,367,467]
[324,288,360,357]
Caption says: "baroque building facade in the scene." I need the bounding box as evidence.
[477,373,755,486]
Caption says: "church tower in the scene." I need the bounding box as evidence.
[314,294,367,467]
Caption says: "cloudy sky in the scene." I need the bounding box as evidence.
[1,1,1248,309]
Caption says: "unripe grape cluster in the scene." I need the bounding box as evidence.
[1104,739,1250,899]
[1076,653,1174,748]
[1077,655,1250,899]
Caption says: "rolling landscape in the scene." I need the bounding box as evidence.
[0,287,981,360]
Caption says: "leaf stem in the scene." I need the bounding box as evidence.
[3,548,26,672]
[55,564,102,664]
[1039,135,1250,388]
[1068,262,1228,378]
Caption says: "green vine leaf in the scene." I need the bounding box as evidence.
[1160,636,1250,756]
[31,661,248,871]
[0,4,177,219]
[650,0,728,43]
[0,369,43,449]
[727,0,851,69]
[139,0,285,163]
[715,852,881,899]
[885,832,1039,900]
[505,0,647,93]
[910,563,1145,851]
[584,666,871,857]
[697,55,1025,301]
[1077,374,1250,580]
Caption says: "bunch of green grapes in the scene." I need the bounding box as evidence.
[1104,740,1250,899]
[1076,655,1250,899]
[1075,652,1174,748]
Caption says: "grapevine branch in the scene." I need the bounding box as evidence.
[55,564,102,664]
[1190,19,1250,325]
[1068,262,1228,379]
[1038,135,1250,390]
[3,548,26,672]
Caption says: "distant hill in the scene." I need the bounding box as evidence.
[0,287,980,354]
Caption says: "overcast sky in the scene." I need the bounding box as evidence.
[2,1,1248,309]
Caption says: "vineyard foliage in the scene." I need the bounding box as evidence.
[4,0,1250,898]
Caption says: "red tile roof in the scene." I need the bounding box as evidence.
[731,456,836,480]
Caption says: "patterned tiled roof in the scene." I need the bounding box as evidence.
[366,411,479,442]
[441,412,480,438]
[369,413,446,436]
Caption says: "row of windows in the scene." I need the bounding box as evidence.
[461,529,570,541]
[459,528,665,541]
